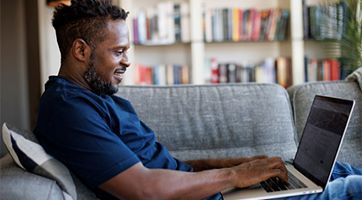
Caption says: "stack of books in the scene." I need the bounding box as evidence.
[203,7,289,42]
[205,57,293,88]
[304,57,341,82]
[135,64,190,85]
[132,1,190,45]
[303,0,346,40]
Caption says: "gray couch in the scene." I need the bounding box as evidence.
[1,77,362,199]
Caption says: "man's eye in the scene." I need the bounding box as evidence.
[115,50,124,56]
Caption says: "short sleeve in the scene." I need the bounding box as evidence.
[35,95,140,188]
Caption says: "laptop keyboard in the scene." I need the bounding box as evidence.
[261,171,307,193]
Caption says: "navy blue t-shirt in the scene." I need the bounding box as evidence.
[34,76,222,200]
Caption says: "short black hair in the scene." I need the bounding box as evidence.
[52,0,128,63]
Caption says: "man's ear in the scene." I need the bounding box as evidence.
[71,39,91,62]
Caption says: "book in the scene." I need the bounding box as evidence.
[132,18,139,44]
[322,60,331,81]
[180,2,190,42]
[240,9,250,40]
[173,64,182,84]
[210,58,219,83]
[174,4,182,42]
[308,58,318,82]
[227,63,237,83]
[276,10,289,41]
[218,63,228,83]
[268,9,281,41]
[330,59,341,80]
[165,2,175,44]
[275,57,292,88]
[263,57,276,83]
[302,0,310,39]
[137,11,147,44]
[232,8,241,41]
[157,64,167,85]
[181,65,190,84]
[260,9,271,41]
[251,10,261,41]
[166,64,174,85]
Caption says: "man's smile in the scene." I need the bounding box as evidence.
[114,68,126,82]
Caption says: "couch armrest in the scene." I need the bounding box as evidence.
[287,80,362,167]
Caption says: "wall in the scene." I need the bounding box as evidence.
[0,0,30,129]
[38,0,61,90]
[0,0,47,130]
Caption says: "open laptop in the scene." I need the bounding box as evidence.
[223,95,355,200]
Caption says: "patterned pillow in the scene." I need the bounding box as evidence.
[2,123,77,200]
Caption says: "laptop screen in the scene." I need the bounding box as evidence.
[293,95,354,188]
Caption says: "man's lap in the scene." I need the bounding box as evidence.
[283,162,362,200]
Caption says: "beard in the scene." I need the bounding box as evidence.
[83,59,118,96]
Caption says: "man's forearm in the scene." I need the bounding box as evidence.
[140,167,235,200]
[185,155,268,171]
[100,162,236,200]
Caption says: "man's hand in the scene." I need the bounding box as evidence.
[230,157,288,188]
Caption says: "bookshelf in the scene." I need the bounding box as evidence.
[303,0,345,81]
[118,0,326,86]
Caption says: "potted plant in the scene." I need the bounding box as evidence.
[339,0,362,72]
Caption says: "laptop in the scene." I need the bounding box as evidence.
[223,95,355,200]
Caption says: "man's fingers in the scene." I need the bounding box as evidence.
[265,157,288,182]
[267,157,287,170]
[269,169,289,182]
[250,155,268,160]
[253,157,288,182]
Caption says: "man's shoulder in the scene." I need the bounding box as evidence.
[43,77,104,105]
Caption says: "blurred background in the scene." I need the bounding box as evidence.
[1,0,360,130]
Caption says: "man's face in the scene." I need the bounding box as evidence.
[84,20,130,95]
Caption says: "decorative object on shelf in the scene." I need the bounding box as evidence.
[47,0,71,7]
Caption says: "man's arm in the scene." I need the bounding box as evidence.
[100,156,287,200]
[185,155,268,171]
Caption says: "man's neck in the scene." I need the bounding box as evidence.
[58,64,91,91]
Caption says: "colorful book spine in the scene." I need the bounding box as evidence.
[304,57,342,81]
[133,2,190,45]
[203,7,289,42]
[135,64,190,85]
[205,57,293,88]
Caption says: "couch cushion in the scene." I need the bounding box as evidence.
[116,83,297,161]
[0,125,100,200]
[287,81,362,167]
[0,154,64,200]
[0,125,8,158]
[2,123,76,200]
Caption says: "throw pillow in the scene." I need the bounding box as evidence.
[2,123,77,200]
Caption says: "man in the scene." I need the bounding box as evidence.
[34,0,362,199]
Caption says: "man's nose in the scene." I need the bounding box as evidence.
[120,53,131,68]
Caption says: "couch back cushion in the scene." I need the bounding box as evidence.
[0,131,7,158]
[288,81,362,167]
[117,84,297,161]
